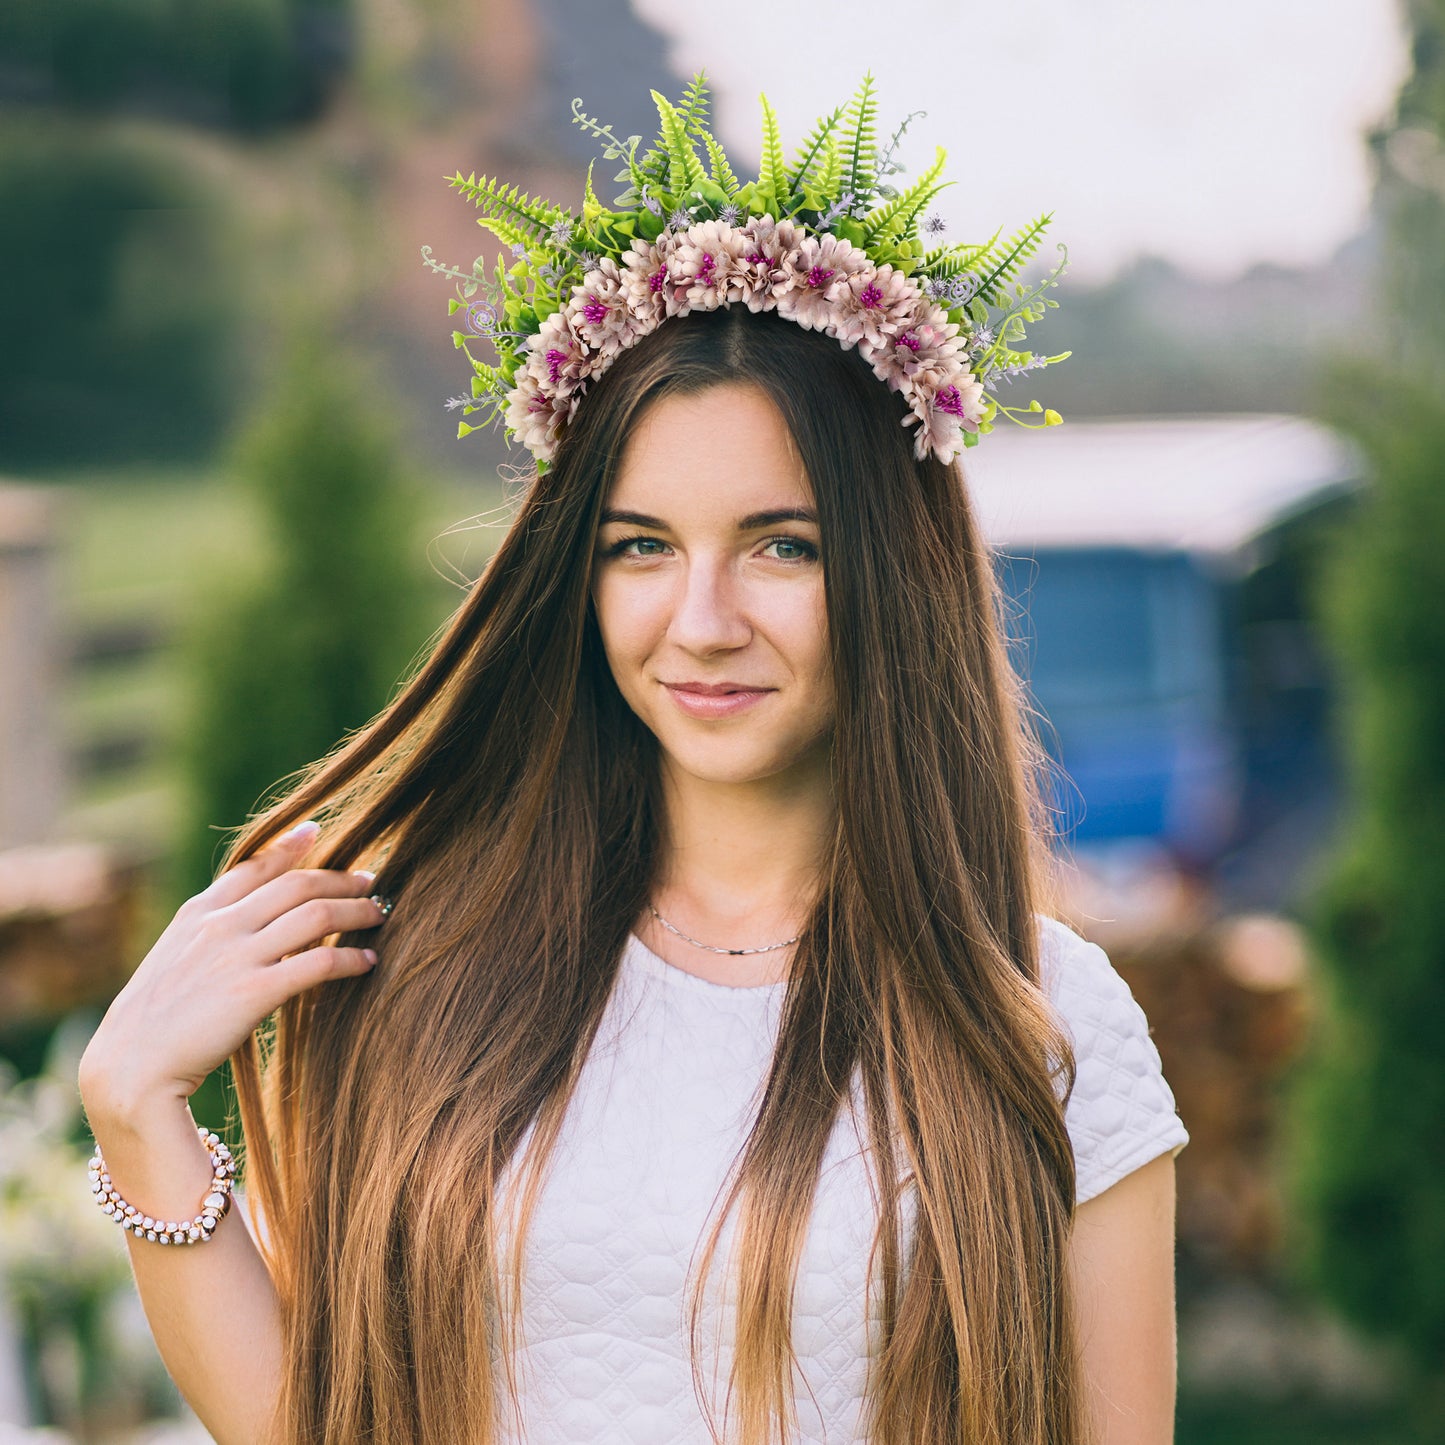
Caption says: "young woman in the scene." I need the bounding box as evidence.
[78,79,1189,1445]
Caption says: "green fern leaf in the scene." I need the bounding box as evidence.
[859,146,949,244]
[623,150,669,211]
[840,73,880,207]
[651,89,706,199]
[700,129,741,197]
[450,172,570,246]
[582,159,602,223]
[677,71,711,136]
[474,211,531,252]
[921,227,1002,282]
[758,92,788,214]
[876,182,951,246]
[819,135,843,196]
[919,229,999,274]
[786,105,845,194]
[975,213,1053,303]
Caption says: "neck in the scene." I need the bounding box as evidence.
[651,751,835,947]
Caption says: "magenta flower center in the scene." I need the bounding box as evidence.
[582,295,608,325]
[806,265,835,288]
[897,331,921,352]
[745,250,774,268]
[649,266,667,293]
[698,253,718,285]
[935,385,965,418]
[859,282,883,309]
[545,348,568,384]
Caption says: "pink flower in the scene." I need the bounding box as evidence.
[505,370,577,459]
[671,220,750,310]
[831,263,920,350]
[860,302,963,392]
[900,371,986,462]
[566,258,645,361]
[499,217,991,469]
[736,214,807,312]
[523,310,595,400]
[620,233,690,322]
[777,233,871,331]
[935,377,986,428]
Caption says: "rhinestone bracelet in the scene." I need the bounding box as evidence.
[88,1125,236,1245]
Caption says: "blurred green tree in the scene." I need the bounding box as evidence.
[0,0,352,133]
[0,125,241,470]
[0,0,356,472]
[172,321,442,906]
[1285,0,1445,1431]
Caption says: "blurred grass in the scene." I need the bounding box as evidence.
[50,467,266,857]
[44,463,505,890]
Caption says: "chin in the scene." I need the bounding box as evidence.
[675,758,792,787]
[656,729,830,788]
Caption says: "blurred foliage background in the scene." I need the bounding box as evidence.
[0,0,1441,1439]
[1279,0,1445,1431]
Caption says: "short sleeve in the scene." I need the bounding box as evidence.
[1035,914,1190,1206]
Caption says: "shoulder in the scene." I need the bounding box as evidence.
[1031,912,1191,1206]
[1033,911,1134,1014]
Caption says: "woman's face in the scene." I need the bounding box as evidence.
[590,382,834,790]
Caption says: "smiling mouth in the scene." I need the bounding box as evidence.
[661,682,775,717]
[663,683,773,696]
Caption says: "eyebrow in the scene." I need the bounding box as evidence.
[598,506,819,530]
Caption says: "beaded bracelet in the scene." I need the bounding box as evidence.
[88,1125,236,1245]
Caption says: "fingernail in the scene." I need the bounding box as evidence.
[283,820,321,842]
[370,894,394,917]
[363,948,378,964]
[353,869,376,885]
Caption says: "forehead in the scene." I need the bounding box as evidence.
[605,382,813,515]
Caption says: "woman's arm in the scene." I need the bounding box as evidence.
[75,820,387,1445]
[1066,1152,1180,1445]
[78,1074,285,1445]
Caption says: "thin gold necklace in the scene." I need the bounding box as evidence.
[647,904,802,957]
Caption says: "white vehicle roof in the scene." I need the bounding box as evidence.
[964,412,1363,556]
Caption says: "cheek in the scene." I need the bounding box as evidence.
[771,584,832,688]
[592,577,663,671]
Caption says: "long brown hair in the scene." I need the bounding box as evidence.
[226,304,1088,1444]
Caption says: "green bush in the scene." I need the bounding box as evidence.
[1283,374,1445,1431]
[0,123,242,470]
[0,0,353,133]
[172,323,442,903]
[1282,5,1445,1430]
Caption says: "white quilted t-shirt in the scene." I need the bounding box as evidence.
[492,913,1189,1443]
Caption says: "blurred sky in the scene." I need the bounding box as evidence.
[630,0,1410,283]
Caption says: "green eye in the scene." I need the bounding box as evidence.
[763,536,819,562]
[608,535,668,557]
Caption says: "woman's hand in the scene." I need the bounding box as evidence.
[78,820,387,1111]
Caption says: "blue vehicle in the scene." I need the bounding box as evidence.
[965,414,1361,898]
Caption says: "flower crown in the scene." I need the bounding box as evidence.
[425,72,1070,473]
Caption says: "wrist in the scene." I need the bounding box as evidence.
[79,1053,193,1132]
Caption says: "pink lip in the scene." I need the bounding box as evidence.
[663,681,775,719]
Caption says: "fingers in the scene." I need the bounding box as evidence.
[266,941,381,1001]
[248,891,390,966]
[181,819,395,980]
[227,859,380,934]
[195,819,324,912]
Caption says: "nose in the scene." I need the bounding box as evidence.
[666,553,752,656]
